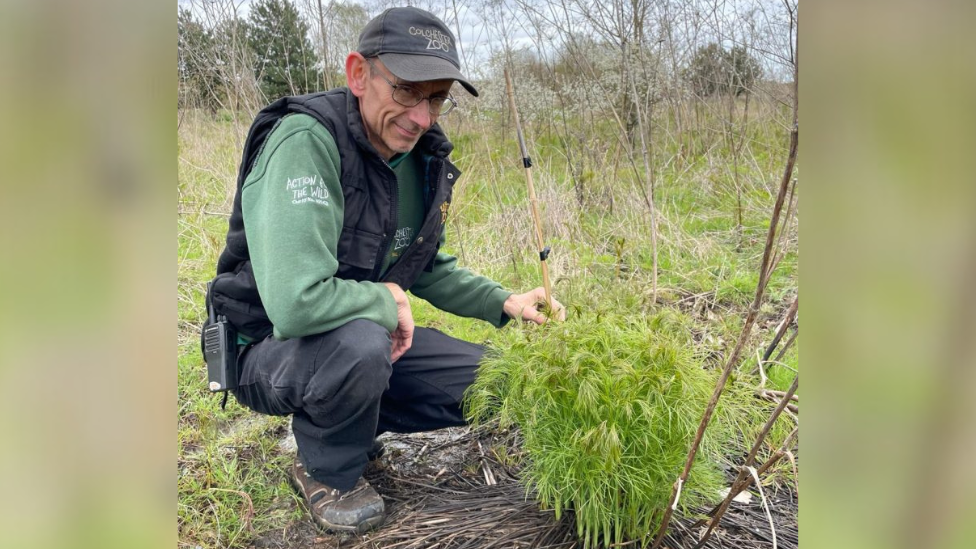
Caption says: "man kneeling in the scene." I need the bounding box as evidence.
[204,6,563,533]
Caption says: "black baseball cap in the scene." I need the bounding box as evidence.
[358,7,479,97]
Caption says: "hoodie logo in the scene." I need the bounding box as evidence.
[286,175,329,206]
[409,26,452,52]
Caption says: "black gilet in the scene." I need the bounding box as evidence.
[208,89,459,340]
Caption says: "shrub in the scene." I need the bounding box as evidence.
[685,43,763,97]
[465,310,760,548]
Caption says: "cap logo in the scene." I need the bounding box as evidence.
[408,26,452,52]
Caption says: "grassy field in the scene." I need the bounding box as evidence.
[177,96,798,548]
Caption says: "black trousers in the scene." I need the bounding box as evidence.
[231,319,484,491]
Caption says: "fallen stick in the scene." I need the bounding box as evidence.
[747,466,778,549]
[760,389,799,402]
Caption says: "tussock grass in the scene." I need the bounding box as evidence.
[464,310,784,548]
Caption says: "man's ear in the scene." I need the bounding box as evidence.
[346,53,369,98]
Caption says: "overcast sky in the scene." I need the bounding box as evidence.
[179,0,795,81]
[178,0,553,72]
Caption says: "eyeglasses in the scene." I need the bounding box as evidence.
[367,58,458,116]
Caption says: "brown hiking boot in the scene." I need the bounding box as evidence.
[290,457,385,534]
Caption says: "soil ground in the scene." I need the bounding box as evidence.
[250,426,798,549]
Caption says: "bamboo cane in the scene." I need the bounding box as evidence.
[504,68,553,313]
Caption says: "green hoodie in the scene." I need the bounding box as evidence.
[241,113,511,340]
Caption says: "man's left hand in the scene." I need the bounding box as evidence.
[383,282,415,362]
[503,288,566,325]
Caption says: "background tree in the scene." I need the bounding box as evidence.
[728,44,763,95]
[178,8,219,111]
[247,0,317,101]
[179,1,264,122]
[314,1,368,89]
[686,42,762,97]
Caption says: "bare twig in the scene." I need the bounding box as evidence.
[625,41,660,305]
[694,375,798,549]
[757,427,799,477]
[694,425,799,530]
[768,176,799,278]
[477,440,497,486]
[774,327,799,363]
[177,209,231,218]
[762,296,799,363]
[784,450,799,496]
[757,349,769,388]
[758,389,799,402]
[747,466,779,549]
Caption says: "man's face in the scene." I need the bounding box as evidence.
[354,58,454,160]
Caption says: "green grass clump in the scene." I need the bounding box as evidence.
[465,310,755,548]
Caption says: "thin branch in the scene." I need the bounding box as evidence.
[693,375,798,549]
[762,296,799,362]
[774,327,799,363]
[625,41,660,305]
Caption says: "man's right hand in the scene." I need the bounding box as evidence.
[382,283,414,362]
